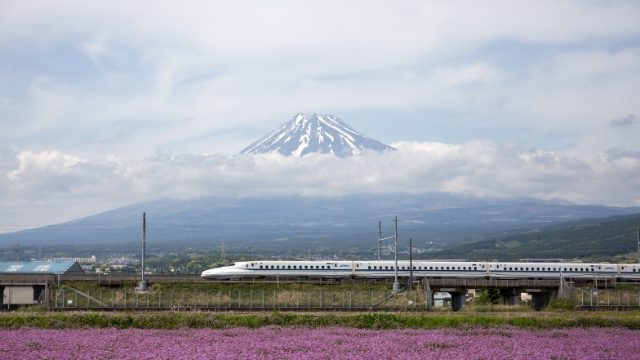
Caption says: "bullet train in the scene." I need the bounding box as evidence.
[201,260,640,281]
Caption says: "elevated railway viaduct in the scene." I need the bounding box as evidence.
[1,273,577,311]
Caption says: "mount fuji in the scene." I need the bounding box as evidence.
[241,113,394,157]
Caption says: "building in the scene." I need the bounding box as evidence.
[1,261,84,308]
[48,255,97,265]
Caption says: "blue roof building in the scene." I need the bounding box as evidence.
[0,261,84,275]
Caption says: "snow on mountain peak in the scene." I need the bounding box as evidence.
[241,113,395,157]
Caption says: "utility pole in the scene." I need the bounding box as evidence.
[637,225,639,264]
[377,221,382,260]
[408,237,413,290]
[137,212,148,292]
[392,216,400,293]
[376,221,393,260]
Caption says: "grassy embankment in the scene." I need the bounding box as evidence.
[1,310,640,330]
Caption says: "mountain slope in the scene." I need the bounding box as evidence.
[241,113,394,157]
[1,194,638,259]
[429,214,640,261]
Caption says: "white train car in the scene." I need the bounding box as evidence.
[201,260,640,280]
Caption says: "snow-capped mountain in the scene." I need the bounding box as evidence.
[241,113,395,157]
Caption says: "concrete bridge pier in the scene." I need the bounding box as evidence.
[530,289,557,311]
[449,290,467,311]
[500,288,521,305]
[423,278,434,310]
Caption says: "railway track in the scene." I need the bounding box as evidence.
[0,273,375,286]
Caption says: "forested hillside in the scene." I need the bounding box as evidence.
[429,214,640,261]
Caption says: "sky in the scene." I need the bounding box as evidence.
[1,0,640,231]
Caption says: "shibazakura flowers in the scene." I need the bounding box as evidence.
[2,326,640,359]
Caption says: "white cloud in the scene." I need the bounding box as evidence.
[7,150,85,181]
[2,143,638,231]
[433,63,504,87]
[1,1,640,229]
[0,1,638,160]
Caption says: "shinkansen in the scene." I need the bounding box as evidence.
[202,260,640,280]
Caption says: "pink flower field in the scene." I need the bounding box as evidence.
[1,327,638,359]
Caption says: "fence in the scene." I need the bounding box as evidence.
[51,287,427,311]
[573,287,640,308]
[44,284,640,311]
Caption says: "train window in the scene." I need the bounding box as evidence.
[633,269,637,272]
[304,266,308,269]
[287,265,291,269]
[259,265,263,269]
[368,266,371,269]
[446,267,450,270]
[321,266,325,269]
[474,267,477,270]
[536,268,539,271]
[429,266,433,270]
[385,266,389,270]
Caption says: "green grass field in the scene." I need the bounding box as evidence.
[2,310,640,330]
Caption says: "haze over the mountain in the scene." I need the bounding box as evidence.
[2,194,638,258]
[241,113,394,157]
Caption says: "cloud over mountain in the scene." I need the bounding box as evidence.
[2,142,639,232]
